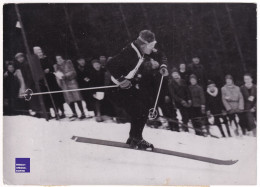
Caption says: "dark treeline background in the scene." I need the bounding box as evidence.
[3,3,256,85]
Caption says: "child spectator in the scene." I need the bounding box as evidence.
[206,80,231,137]
[188,74,206,136]
[168,68,191,132]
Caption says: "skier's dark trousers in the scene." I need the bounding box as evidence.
[106,30,169,150]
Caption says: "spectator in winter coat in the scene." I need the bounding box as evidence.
[3,62,25,115]
[88,59,107,122]
[187,56,207,89]
[15,52,42,116]
[206,80,231,137]
[54,55,86,120]
[168,68,191,132]
[221,74,245,135]
[188,74,206,136]
[33,46,65,119]
[75,57,93,113]
[240,74,257,136]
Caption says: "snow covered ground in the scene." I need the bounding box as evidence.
[3,115,256,185]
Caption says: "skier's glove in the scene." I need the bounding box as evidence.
[119,79,132,89]
[159,66,169,76]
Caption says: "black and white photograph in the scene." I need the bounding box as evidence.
[2,1,257,185]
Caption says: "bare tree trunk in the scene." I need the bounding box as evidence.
[225,4,247,72]
[141,4,152,30]
[63,5,80,54]
[212,7,227,75]
[119,4,132,40]
[172,8,177,65]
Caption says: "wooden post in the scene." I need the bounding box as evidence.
[14,4,48,120]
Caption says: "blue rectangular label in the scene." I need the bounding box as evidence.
[15,158,30,173]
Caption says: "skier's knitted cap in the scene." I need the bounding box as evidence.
[189,74,197,80]
[15,52,24,59]
[225,74,233,80]
[207,80,215,86]
[139,30,156,43]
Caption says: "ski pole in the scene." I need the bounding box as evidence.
[148,75,164,119]
[21,85,119,101]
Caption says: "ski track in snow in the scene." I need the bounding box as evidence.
[3,115,256,185]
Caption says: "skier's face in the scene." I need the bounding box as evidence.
[141,41,156,55]
[244,75,252,84]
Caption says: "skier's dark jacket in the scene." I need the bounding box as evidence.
[106,41,168,84]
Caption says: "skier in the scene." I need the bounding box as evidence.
[106,30,169,150]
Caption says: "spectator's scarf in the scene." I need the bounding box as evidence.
[207,87,218,97]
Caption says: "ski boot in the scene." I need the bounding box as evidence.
[129,138,154,151]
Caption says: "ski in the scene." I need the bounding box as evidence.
[71,136,238,165]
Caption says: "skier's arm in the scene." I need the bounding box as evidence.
[106,55,124,81]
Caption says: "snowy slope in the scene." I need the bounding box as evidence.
[3,116,256,185]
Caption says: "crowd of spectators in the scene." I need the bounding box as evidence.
[3,48,257,137]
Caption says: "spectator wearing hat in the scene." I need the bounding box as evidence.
[188,74,206,136]
[221,74,245,135]
[187,56,207,89]
[33,46,65,119]
[54,55,86,120]
[168,68,191,132]
[106,30,169,150]
[240,73,257,136]
[206,80,231,137]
